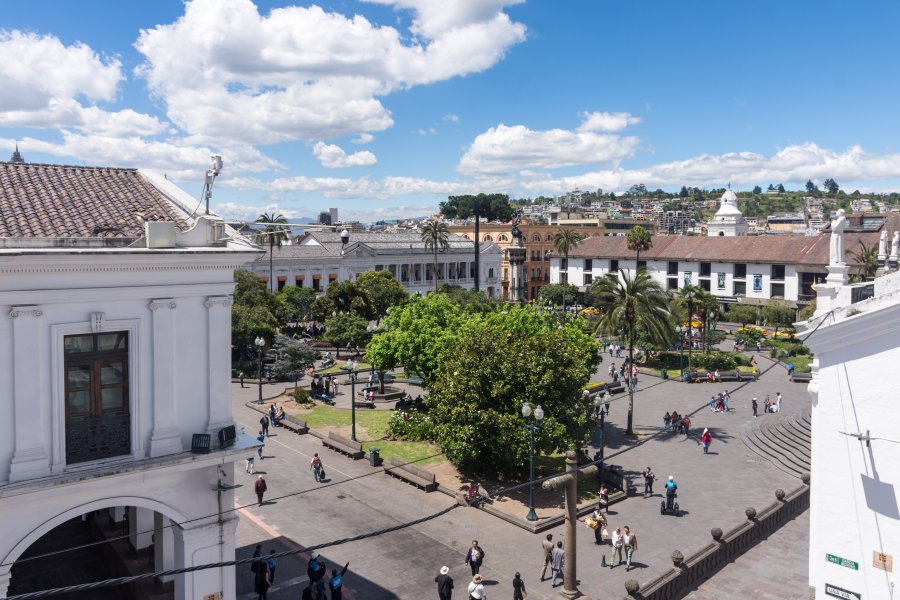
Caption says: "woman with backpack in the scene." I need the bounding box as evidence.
[701,428,712,454]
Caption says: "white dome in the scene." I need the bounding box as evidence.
[715,188,742,217]
[720,189,738,204]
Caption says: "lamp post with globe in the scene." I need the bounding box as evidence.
[254,336,265,404]
[521,402,544,521]
[347,359,359,441]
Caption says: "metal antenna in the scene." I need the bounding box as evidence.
[202,155,223,215]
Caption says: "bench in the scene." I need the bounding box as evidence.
[716,372,744,382]
[605,381,625,394]
[384,456,438,492]
[322,431,365,459]
[280,415,309,435]
[790,372,812,383]
[354,395,376,409]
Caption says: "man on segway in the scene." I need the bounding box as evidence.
[662,475,678,514]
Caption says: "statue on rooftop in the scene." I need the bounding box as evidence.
[879,229,888,258]
[829,209,847,265]
[511,210,523,241]
[892,231,899,260]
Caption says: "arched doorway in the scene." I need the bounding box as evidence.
[4,499,188,600]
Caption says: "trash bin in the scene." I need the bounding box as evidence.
[369,448,382,467]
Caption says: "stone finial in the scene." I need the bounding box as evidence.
[671,550,685,567]
[745,507,757,521]
[801,473,811,485]
[625,579,641,595]
[710,527,723,542]
[775,489,786,501]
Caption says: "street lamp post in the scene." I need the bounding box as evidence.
[348,359,358,442]
[595,394,608,478]
[676,325,685,377]
[521,402,544,521]
[254,336,265,404]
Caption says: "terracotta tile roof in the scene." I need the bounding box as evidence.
[0,162,188,238]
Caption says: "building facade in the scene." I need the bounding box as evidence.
[0,163,258,599]
[248,231,502,298]
[706,188,749,237]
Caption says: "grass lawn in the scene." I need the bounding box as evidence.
[535,454,597,503]
[361,440,445,466]
[315,361,373,375]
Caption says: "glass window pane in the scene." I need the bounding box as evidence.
[101,387,125,411]
[67,366,92,388]
[98,332,127,351]
[67,390,91,414]
[64,335,94,353]
[101,362,125,385]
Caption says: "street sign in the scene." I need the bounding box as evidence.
[873,551,893,573]
[825,583,861,600]
[826,553,859,570]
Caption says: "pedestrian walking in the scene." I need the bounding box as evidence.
[622,526,638,571]
[700,428,712,454]
[251,544,263,577]
[267,550,278,584]
[467,574,485,600]
[465,540,485,576]
[240,372,245,388]
[609,527,624,568]
[643,467,656,497]
[663,411,671,432]
[588,508,607,545]
[435,565,454,600]
[256,431,265,459]
[598,483,609,513]
[310,453,324,482]
[254,559,271,600]
[540,533,553,581]
[328,562,349,600]
[245,456,255,474]
[260,415,269,436]
[776,392,783,411]
[752,396,758,417]
[255,475,267,506]
[550,541,564,587]
[513,572,527,599]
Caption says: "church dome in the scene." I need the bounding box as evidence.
[715,188,742,217]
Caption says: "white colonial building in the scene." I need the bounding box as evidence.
[801,238,900,600]
[248,230,502,298]
[0,162,259,599]
[707,187,749,237]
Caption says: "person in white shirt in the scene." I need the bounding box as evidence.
[467,574,485,599]
[609,527,624,567]
[622,525,638,571]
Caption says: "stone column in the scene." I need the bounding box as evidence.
[205,296,233,436]
[154,512,175,584]
[9,305,49,481]
[174,518,238,600]
[129,506,154,551]
[0,565,10,599]
[544,451,594,600]
[149,299,183,457]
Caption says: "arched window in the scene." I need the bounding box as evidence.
[498,234,508,242]
[483,234,493,242]
[532,234,541,242]
[545,234,553,242]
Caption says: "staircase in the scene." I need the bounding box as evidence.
[742,407,811,478]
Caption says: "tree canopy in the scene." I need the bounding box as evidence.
[276,285,317,327]
[232,269,279,351]
[626,225,653,266]
[538,283,580,308]
[271,335,316,391]
[323,313,370,353]
[312,280,373,322]
[356,270,408,323]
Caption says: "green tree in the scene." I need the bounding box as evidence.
[435,284,498,313]
[421,220,450,292]
[553,228,585,318]
[312,281,373,323]
[271,335,316,392]
[777,183,786,193]
[439,193,514,292]
[425,307,600,473]
[232,270,279,354]
[823,178,840,195]
[726,304,758,328]
[762,298,795,337]
[848,240,878,281]
[592,270,671,435]
[805,179,819,194]
[538,283,579,309]
[323,313,370,355]
[752,185,763,195]
[625,225,653,268]
[357,270,408,323]
[673,284,705,369]
[255,213,290,292]
[276,285,317,328]
[798,300,816,322]
[695,289,721,351]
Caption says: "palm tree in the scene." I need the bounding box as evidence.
[695,289,720,351]
[592,270,671,435]
[553,229,585,320]
[626,225,653,271]
[674,284,705,368]
[848,240,878,282]
[421,220,450,292]
[255,213,290,292]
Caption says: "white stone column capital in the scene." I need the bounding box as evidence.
[204,296,232,309]
[149,299,178,311]
[8,305,43,319]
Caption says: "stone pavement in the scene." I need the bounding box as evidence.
[231,349,810,599]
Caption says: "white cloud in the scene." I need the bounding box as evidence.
[517,143,900,195]
[443,113,460,123]
[458,123,639,175]
[313,141,378,168]
[417,127,437,136]
[223,173,474,200]
[577,111,641,133]
[0,31,166,136]
[134,0,526,146]
[350,133,375,144]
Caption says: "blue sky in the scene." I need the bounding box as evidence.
[2,1,900,223]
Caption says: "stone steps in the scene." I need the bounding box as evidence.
[741,407,811,479]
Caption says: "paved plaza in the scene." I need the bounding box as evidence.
[232,350,810,599]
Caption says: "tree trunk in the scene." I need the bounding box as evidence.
[626,329,635,436]
[473,215,481,292]
[687,302,693,369]
[562,251,568,323]
[433,246,438,293]
[269,239,275,293]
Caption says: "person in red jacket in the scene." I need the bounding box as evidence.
[255,475,267,506]
[700,428,712,454]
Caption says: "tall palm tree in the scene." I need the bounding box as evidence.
[421,220,450,292]
[592,270,671,435]
[626,225,653,271]
[553,229,585,320]
[255,213,290,292]
[674,284,705,368]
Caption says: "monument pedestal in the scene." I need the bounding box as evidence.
[551,590,592,600]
